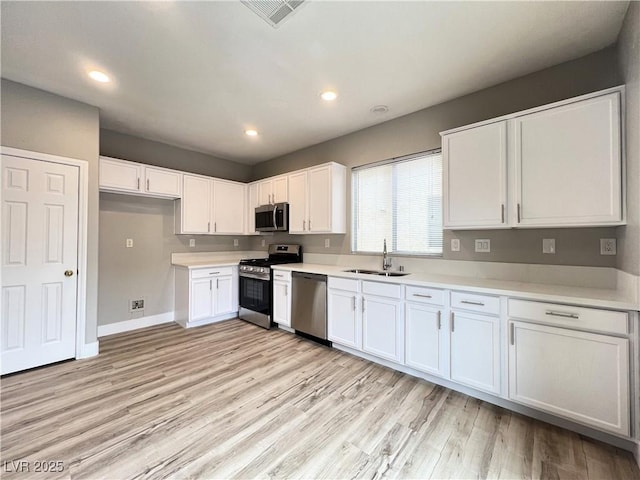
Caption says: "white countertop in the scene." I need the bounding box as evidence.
[272,263,639,311]
[171,251,265,269]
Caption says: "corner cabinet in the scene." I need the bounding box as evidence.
[174,266,239,328]
[441,87,625,229]
[288,163,347,234]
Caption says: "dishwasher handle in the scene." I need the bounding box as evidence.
[292,271,327,282]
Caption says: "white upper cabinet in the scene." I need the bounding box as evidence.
[100,157,181,198]
[99,157,143,193]
[247,182,259,234]
[441,87,624,229]
[212,179,246,234]
[514,92,622,227]
[287,163,347,234]
[257,175,288,205]
[178,174,212,234]
[443,121,507,229]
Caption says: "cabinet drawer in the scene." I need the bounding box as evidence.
[451,291,500,315]
[328,277,359,292]
[191,266,233,279]
[405,285,445,306]
[362,281,402,299]
[508,299,628,335]
[272,270,291,282]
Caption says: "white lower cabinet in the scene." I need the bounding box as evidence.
[405,303,445,377]
[362,294,404,364]
[175,266,239,328]
[273,271,292,327]
[508,308,630,436]
[328,278,361,349]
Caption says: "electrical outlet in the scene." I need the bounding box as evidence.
[600,238,617,255]
[542,238,555,254]
[261,239,266,247]
[475,239,490,253]
[126,238,133,248]
[451,239,460,252]
[233,239,239,247]
[129,298,144,312]
[189,239,196,248]
[325,238,330,248]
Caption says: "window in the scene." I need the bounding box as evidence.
[352,150,443,255]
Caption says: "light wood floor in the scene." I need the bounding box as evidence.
[1,319,638,480]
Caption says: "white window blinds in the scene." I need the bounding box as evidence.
[352,150,443,255]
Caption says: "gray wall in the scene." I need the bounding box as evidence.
[100,129,252,182]
[98,193,251,326]
[250,47,622,268]
[617,1,640,276]
[1,79,101,344]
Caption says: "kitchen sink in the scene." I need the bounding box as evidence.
[343,269,409,277]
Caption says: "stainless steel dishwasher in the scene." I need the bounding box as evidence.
[291,271,327,339]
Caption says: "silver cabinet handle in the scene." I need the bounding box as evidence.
[451,311,455,332]
[510,323,515,345]
[517,203,521,223]
[137,178,140,190]
[214,222,217,233]
[207,221,211,233]
[274,274,284,278]
[437,310,441,330]
[501,204,505,223]
[308,219,311,230]
[285,285,288,296]
[147,178,150,191]
[361,297,365,312]
[352,296,356,311]
[208,272,220,275]
[461,300,484,306]
[412,293,432,298]
[216,278,219,289]
[209,280,212,291]
[545,310,579,319]
[303,220,306,231]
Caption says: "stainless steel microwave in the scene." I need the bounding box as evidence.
[255,202,289,232]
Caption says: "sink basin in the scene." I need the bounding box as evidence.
[343,269,380,274]
[343,269,409,277]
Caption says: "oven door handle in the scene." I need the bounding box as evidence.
[273,205,278,230]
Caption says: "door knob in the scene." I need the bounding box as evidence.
[64,270,74,277]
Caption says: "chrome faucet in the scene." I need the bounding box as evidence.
[383,239,392,270]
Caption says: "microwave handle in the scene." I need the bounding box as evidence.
[273,205,278,229]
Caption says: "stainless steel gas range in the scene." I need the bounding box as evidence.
[238,244,302,329]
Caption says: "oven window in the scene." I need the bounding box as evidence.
[239,276,270,314]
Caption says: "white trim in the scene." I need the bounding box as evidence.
[78,341,99,358]
[98,312,175,337]
[1,146,90,363]
[635,440,640,469]
[177,312,237,329]
[278,324,295,333]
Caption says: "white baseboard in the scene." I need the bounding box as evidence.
[77,341,99,359]
[98,312,175,337]
[277,324,295,333]
[635,440,640,469]
[178,312,238,329]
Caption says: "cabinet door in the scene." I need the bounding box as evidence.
[181,175,212,234]
[212,180,245,234]
[308,166,332,232]
[288,171,308,233]
[258,179,273,205]
[509,321,629,435]
[442,121,507,229]
[145,166,181,198]
[273,281,291,327]
[450,310,500,394]
[99,157,142,193]
[405,303,444,377]
[515,92,622,226]
[362,295,403,363]
[191,278,213,321]
[328,289,361,349]
[273,176,288,203]
[247,183,259,234]
[213,275,234,316]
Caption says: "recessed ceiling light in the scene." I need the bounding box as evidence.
[245,129,258,137]
[370,105,389,114]
[320,90,338,101]
[88,70,110,83]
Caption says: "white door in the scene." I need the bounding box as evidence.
[327,289,360,349]
[190,278,213,321]
[273,281,290,327]
[362,295,403,363]
[181,175,211,234]
[308,166,331,232]
[449,310,500,394]
[508,320,629,436]
[442,121,507,229]
[213,275,234,316]
[2,155,79,374]
[405,303,444,377]
[212,180,245,234]
[288,171,307,233]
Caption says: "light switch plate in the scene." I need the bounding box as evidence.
[451,239,460,252]
[475,239,490,253]
[126,238,133,248]
[325,238,330,248]
[189,239,195,247]
[542,238,555,254]
[261,239,266,247]
[600,238,616,255]
[233,239,239,247]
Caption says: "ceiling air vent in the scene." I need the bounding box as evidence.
[241,0,306,28]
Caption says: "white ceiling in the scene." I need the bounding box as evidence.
[1,1,630,165]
